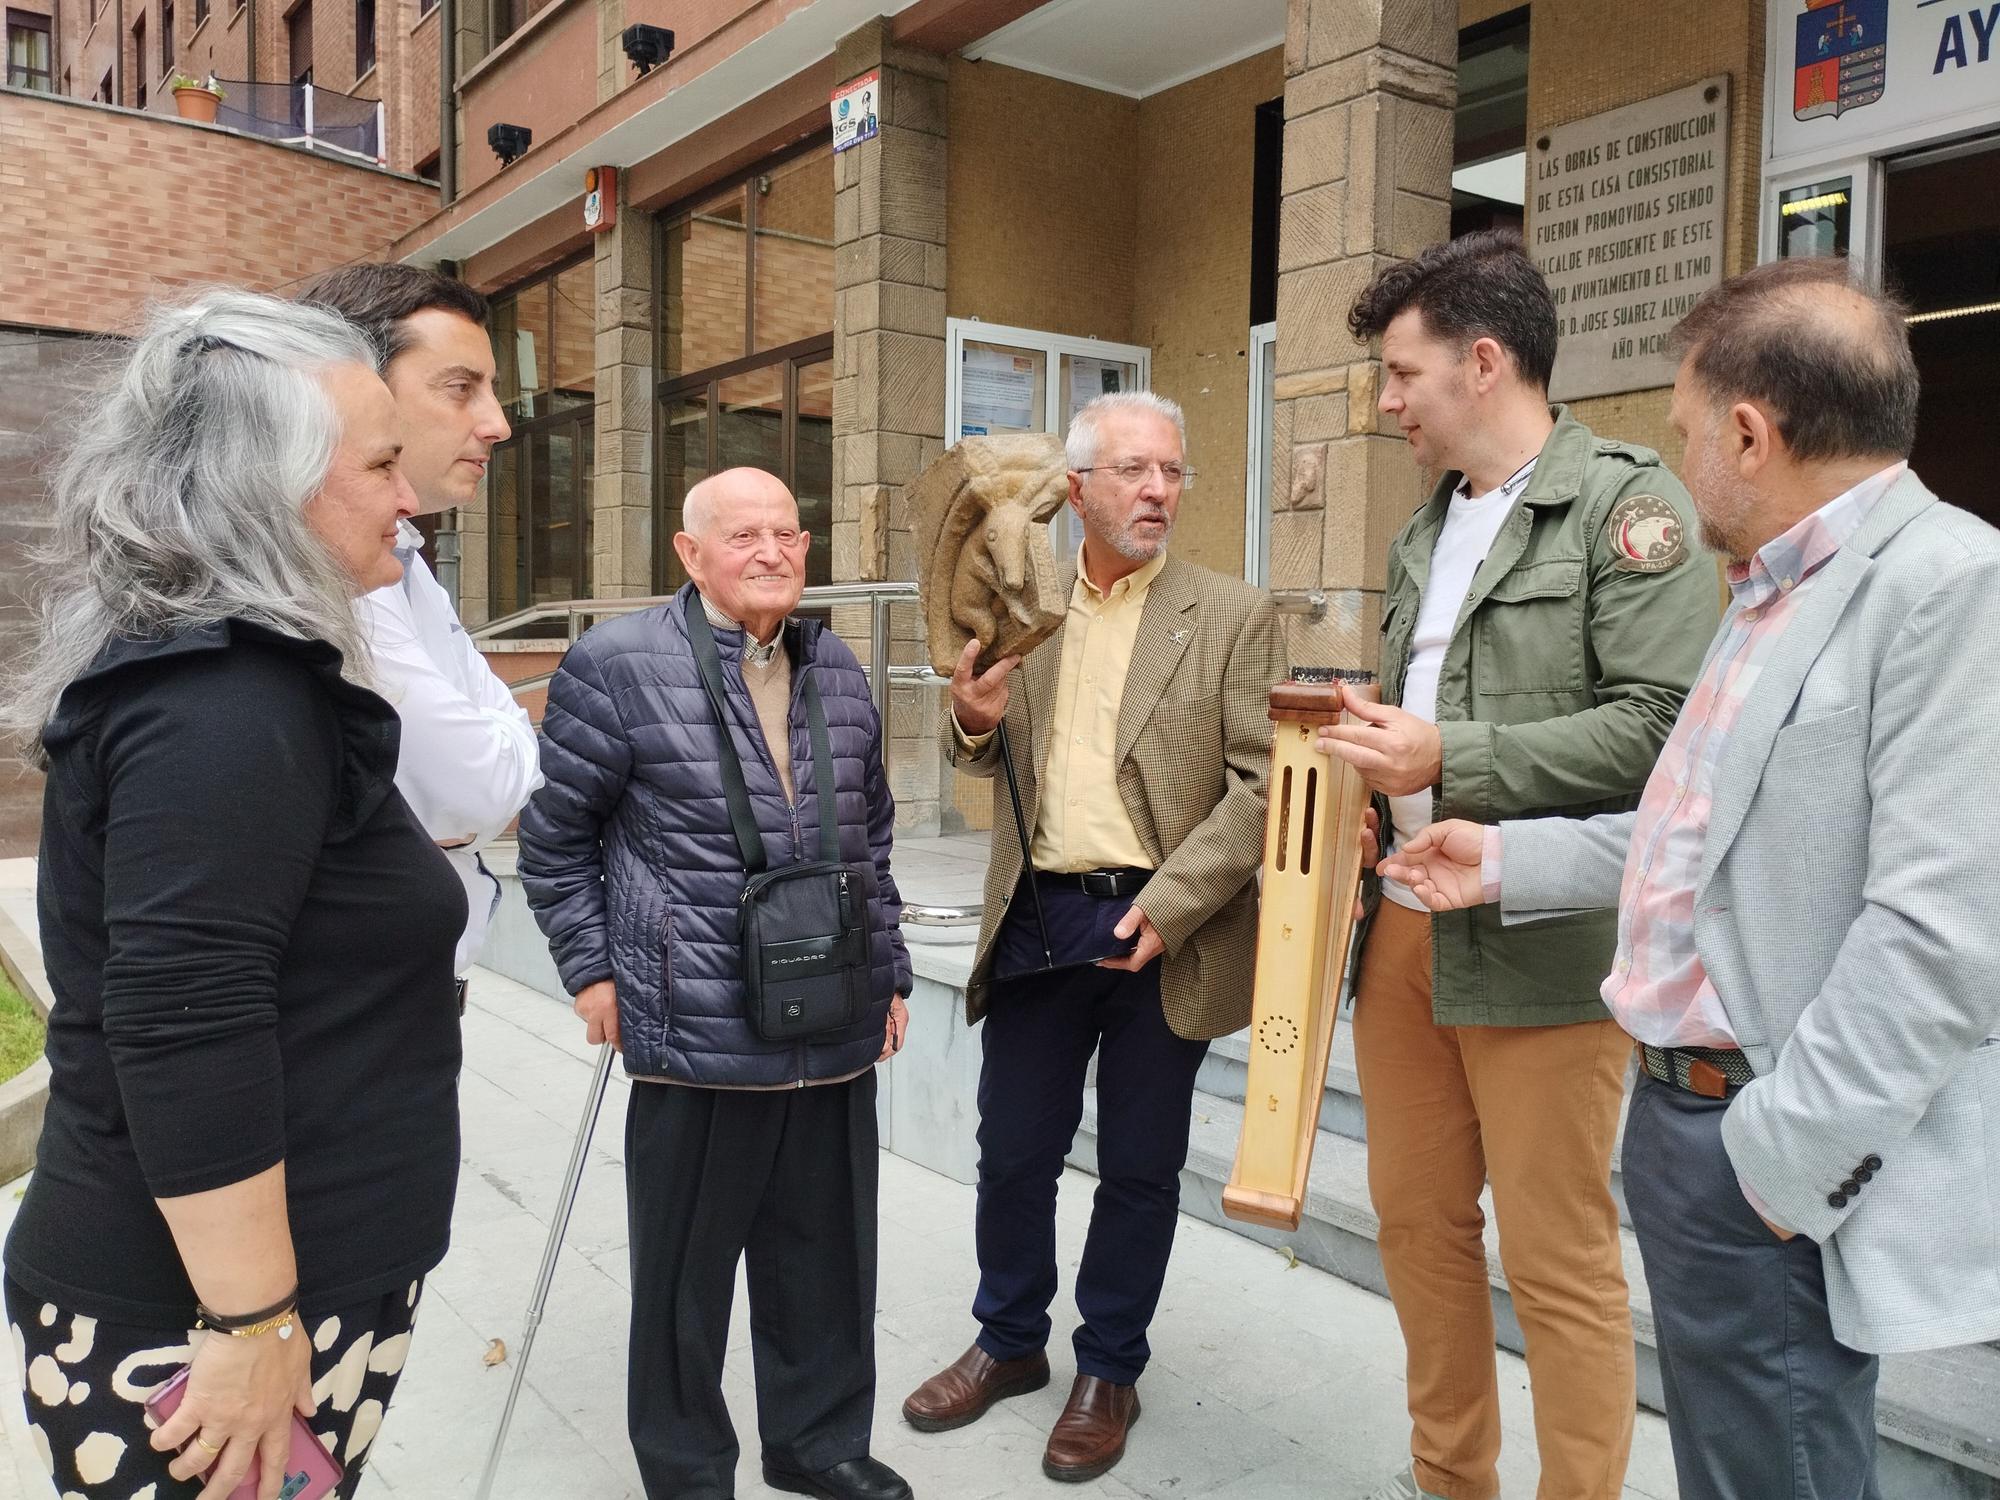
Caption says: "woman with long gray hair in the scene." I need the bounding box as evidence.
[2,289,466,1500]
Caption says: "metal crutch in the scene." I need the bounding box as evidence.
[475,1041,616,1500]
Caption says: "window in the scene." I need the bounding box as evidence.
[488,260,597,623]
[418,0,434,16]
[5,9,52,92]
[131,13,145,106]
[942,319,1150,558]
[287,1,311,85]
[658,144,835,384]
[652,144,839,591]
[1451,8,1529,238]
[160,0,173,75]
[96,67,112,101]
[353,0,372,76]
[194,0,206,25]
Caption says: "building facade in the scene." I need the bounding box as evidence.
[6,0,1996,841]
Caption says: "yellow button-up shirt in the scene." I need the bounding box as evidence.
[1030,548,1164,872]
[955,549,1166,872]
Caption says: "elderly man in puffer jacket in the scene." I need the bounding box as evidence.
[518,466,915,1500]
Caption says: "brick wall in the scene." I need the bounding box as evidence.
[0,89,436,334]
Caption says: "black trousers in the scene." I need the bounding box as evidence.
[972,878,1210,1385]
[625,1073,880,1500]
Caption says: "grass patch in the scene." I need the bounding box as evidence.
[0,972,45,1085]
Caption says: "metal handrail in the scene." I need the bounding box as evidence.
[474,581,925,725]
[900,903,982,927]
[1270,589,1328,620]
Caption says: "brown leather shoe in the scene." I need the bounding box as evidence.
[1041,1373,1141,1483]
[902,1343,1050,1432]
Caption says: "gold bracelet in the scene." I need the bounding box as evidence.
[196,1309,298,1341]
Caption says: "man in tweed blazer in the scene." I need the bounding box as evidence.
[1384,259,2000,1500]
[902,392,1286,1483]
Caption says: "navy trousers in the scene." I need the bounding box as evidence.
[972,876,1210,1385]
[1623,1073,1882,1500]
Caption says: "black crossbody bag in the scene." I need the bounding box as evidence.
[684,592,872,1042]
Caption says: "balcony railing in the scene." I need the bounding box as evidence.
[156,77,386,165]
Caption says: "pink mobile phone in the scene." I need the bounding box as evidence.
[145,1366,345,1500]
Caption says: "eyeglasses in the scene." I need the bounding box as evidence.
[1075,459,1197,490]
[719,527,805,552]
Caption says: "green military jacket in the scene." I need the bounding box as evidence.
[1378,406,1719,1027]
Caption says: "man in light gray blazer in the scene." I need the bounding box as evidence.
[1381,256,2000,1500]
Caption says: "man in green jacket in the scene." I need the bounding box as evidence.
[1323,232,1719,1500]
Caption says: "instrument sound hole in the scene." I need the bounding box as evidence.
[1258,1015,1300,1055]
[1299,767,1318,876]
[1275,765,1292,871]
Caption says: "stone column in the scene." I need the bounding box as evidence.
[593,185,657,598]
[1272,0,1457,670]
[830,17,948,834]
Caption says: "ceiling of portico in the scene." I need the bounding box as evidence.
[960,0,1288,99]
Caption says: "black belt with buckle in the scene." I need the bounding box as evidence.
[1034,867,1151,900]
[1639,1042,1754,1099]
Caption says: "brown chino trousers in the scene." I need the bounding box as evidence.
[1353,901,1635,1500]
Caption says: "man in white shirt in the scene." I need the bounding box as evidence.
[1322,233,1718,1500]
[299,264,542,974]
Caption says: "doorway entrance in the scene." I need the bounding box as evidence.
[1882,136,2000,526]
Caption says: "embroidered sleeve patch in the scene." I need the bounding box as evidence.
[1605,493,1688,573]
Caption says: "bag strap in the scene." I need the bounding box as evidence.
[683,590,768,875]
[801,667,840,861]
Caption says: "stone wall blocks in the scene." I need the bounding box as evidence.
[1274,367,1349,403]
[1280,104,1349,196]
[1390,188,1451,262]
[1288,440,1328,512]
[1294,391,1347,444]
[891,71,949,136]
[879,281,946,338]
[1321,433,1424,591]
[1283,589,1383,675]
[1390,97,1454,202]
[1268,509,1326,590]
[1347,362,1386,436]
[1286,55,1368,118]
[1275,259,1387,376]
[1278,179,1349,273]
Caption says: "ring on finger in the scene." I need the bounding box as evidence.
[193,1433,222,1455]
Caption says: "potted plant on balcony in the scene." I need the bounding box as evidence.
[170,72,224,124]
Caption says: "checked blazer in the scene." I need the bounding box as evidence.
[945,553,1289,1041]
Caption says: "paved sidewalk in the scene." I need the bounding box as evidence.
[2,955,1677,1498]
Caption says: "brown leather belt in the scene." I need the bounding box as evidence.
[1639,1043,1754,1099]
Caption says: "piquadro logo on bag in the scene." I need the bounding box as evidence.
[785,1002,803,1021]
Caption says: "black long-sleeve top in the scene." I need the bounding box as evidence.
[3,621,466,1326]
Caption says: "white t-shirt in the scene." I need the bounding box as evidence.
[1381,461,1536,912]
